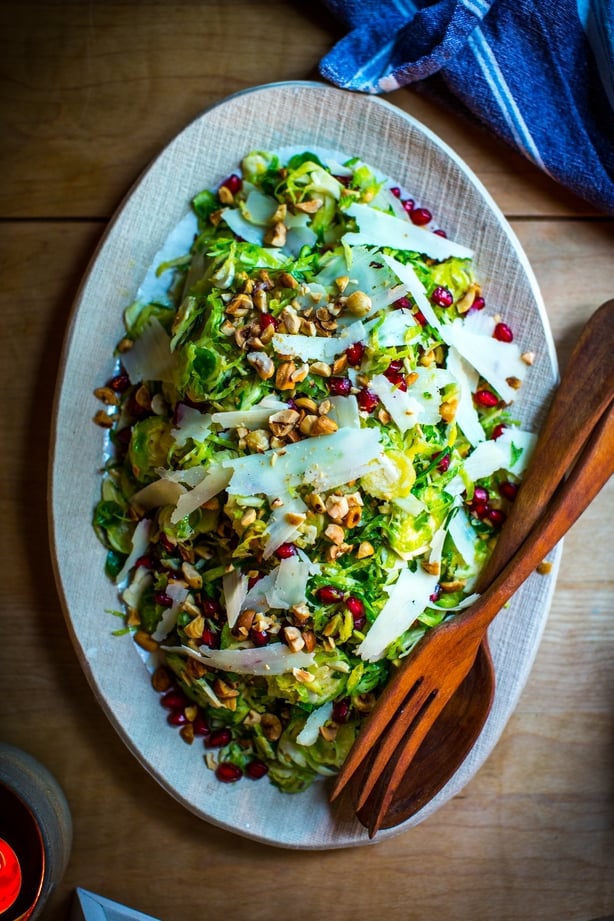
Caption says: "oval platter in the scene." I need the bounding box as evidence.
[49,81,560,849]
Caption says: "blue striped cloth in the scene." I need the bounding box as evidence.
[318,0,614,214]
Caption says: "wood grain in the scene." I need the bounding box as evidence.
[0,1,613,919]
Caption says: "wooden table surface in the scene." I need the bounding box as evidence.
[1,3,613,919]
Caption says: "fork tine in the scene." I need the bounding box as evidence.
[359,684,460,837]
[352,680,437,811]
[329,674,425,801]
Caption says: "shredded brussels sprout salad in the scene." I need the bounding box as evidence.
[93,148,536,794]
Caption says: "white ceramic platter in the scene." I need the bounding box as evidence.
[50,81,560,849]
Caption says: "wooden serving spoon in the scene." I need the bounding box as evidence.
[364,298,614,831]
[352,398,614,836]
[329,299,614,834]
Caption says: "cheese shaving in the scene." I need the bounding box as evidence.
[176,643,316,675]
[344,203,474,261]
[170,465,232,524]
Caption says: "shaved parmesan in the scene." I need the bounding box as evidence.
[446,427,535,495]
[177,643,316,675]
[211,395,287,429]
[314,246,408,314]
[262,496,309,559]
[446,346,485,446]
[242,570,276,612]
[116,518,152,585]
[152,581,189,642]
[242,188,278,225]
[447,506,481,574]
[370,366,452,432]
[296,701,334,746]
[122,566,152,614]
[130,478,186,514]
[328,394,361,429]
[170,465,232,524]
[380,254,442,331]
[441,318,527,403]
[171,404,212,446]
[344,203,474,261]
[271,320,367,363]
[225,427,382,498]
[367,308,418,347]
[156,465,207,488]
[121,318,177,385]
[497,427,537,475]
[223,569,249,628]
[264,554,317,609]
[285,223,318,256]
[356,561,439,662]
[221,207,266,245]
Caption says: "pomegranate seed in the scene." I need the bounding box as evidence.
[487,507,507,527]
[429,584,442,603]
[215,762,243,783]
[472,486,490,505]
[200,627,220,649]
[357,388,379,413]
[436,452,450,473]
[471,294,486,311]
[384,360,407,390]
[249,629,269,647]
[474,389,499,408]
[259,312,278,331]
[135,554,153,569]
[390,186,402,198]
[494,322,514,343]
[245,759,269,780]
[159,533,176,554]
[345,595,364,617]
[345,342,365,365]
[410,206,432,225]
[220,173,242,194]
[499,480,519,501]
[316,585,344,604]
[192,714,210,736]
[402,198,415,214]
[385,370,407,391]
[471,502,489,520]
[167,710,188,726]
[327,376,352,397]
[346,596,366,629]
[161,690,188,710]
[414,310,427,327]
[154,591,173,608]
[491,423,506,440]
[393,296,412,310]
[115,427,131,449]
[332,699,351,723]
[201,598,222,617]
[433,228,447,238]
[430,285,454,308]
[275,542,297,559]
[109,372,130,392]
[205,727,232,748]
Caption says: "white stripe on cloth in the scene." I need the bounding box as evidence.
[346,0,417,90]
[466,27,549,172]
[461,0,492,18]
